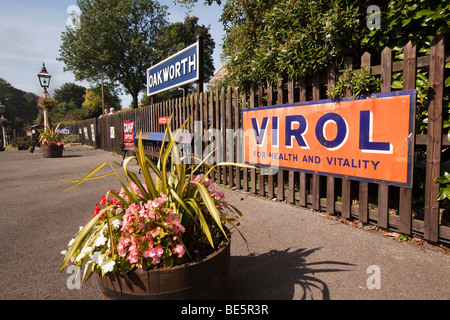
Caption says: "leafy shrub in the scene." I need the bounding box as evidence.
[11,136,32,150]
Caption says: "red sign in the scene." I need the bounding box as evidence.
[242,90,415,187]
[123,120,135,148]
[159,116,171,125]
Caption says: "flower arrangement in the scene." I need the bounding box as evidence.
[60,119,252,283]
[37,95,57,111]
[38,124,66,147]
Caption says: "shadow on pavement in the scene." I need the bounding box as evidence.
[228,247,355,300]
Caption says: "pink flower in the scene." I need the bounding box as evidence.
[117,243,127,257]
[174,244,185,258]
[128,244,139,264]
[142,246,155,259]
[159,192,168,202]
[154,245,163,258]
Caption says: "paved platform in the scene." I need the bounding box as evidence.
[0,145,449,300]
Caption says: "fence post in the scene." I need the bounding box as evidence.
[312,74,321,211]
[359,53,371,223]
[399,40,417,235]
[287,77,295,204]
[326,62,337,215]
[424,36,445,242]
[267,82,275,199]
[277,79,285,201]
[377,48,392,229]
[298,77,307,207]
[341,57,353,219]
[249,86,257,194]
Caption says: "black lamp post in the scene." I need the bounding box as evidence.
[37,62,51,93]
[37,62,51,129]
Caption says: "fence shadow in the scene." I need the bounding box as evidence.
[227,247,355,300]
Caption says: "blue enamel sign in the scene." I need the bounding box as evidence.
[146,42,199,96]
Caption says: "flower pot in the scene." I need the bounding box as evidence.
[97,237,231,300]
[41,144,64,158]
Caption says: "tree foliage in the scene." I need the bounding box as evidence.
[81,86,121,119]
[363,0,449,52]
[219,0,374,87]
[59,0,169,109]
[53,83,86,110]
[0,78,39,131]
[182,0,448,89]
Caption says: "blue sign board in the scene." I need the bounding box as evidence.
[146,42,199,96]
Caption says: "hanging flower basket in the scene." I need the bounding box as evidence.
[37,96,57,111]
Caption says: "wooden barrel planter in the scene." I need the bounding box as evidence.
[41,144,64,158]
[97,237,231,300]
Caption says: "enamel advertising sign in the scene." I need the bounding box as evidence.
[242,90,416,188]
[147,42,199,96]
[123,120,135,148]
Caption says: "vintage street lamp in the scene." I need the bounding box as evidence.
[37,62,51,129]
[0,100,7,150]
[37,62,51,93]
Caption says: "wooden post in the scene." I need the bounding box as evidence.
[341,57,353,219]
[267,81,275,199]
[327,62,337,215]
[258,85,265,197]
[298,77,307,207]
[234,88,241,189]
[377,48,392,229]
[287,78,295,204]
[399,41,417,235]
[359,52,371,223]
[277,79,285,201]
[196,35,204,95]
[424,36,445,242]
[249,87,257,194]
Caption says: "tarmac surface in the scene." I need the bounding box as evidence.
[0,145,449,301]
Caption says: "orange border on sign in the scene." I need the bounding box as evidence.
[242,90,415,187]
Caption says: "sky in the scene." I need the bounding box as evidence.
[0,0,225,108]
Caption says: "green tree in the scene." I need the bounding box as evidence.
[59,0,169,109]
[0,78,39,132]
[82,86,121,118]
[219,0,373,87]
[363,0,449,53]
[53,83,86,110]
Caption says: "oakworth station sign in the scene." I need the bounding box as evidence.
[242,90,416,188]
[147,42,199,96]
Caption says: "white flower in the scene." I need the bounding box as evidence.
[61,250,67,256]
[75,252,85,262]
[94,233,107,247]
[91,251,101,264]
[68,238,75,247]
[101,261,115,273]
[75,246,93,262]
[112,219,122,229]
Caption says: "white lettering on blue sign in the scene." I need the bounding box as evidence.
[147,42,199,96]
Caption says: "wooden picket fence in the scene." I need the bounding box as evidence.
[71,36,449,245]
